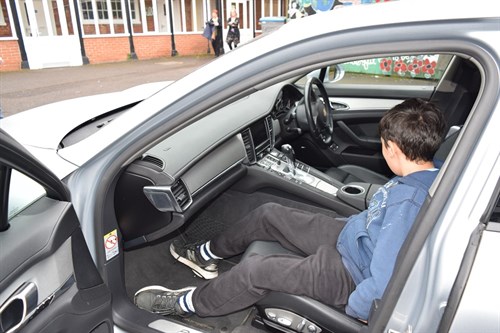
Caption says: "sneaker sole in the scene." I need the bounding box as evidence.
[134,285,196,297]
[170,243,218,280]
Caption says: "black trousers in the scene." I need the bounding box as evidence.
[211,38,221,56]
[192,203,356,316]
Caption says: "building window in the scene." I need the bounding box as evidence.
[81,1,105,20]
[129,1,136,20]
[81,1,89,19]
[81,0,136,22]
[110,0,121,19]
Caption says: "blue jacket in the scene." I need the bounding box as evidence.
[336,169,438,320]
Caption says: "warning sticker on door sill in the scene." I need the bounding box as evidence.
[104,229,119,261]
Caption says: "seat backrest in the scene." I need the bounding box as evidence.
[433,125,461,168]
[430,56,481,129]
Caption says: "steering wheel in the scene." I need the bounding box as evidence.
[304,77,334,147]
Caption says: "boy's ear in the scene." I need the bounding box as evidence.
[386,140,399,156]
[385,140,393,151]
[388,140,406,158]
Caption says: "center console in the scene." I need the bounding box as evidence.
[257,150,339,196]
[256,151,382,211]
[241,116,380,212]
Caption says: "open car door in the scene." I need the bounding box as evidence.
[0,129,112,333]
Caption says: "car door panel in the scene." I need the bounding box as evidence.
[292,107,392,176]
[0,199,113,333]
[335,115,382,149]
[0,129,112,333]
[330,110,392,176]
[0,199,77,290]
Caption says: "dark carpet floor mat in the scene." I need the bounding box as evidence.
[124,236,250,332]
[124,189,342,332]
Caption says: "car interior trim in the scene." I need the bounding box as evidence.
[182,134,247,195]
[0,238,73,318]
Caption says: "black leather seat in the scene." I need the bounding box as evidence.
[243,241,364,333]
[324,165,389,185]
[324,127,461,186]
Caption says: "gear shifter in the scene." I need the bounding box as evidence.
[281,144,296,175]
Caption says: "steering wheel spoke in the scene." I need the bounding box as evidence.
[304,77,334,147]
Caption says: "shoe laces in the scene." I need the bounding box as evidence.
[152,292,179,314]
[176,239,218,268]
[181,240,207,262]
[182,240,206,251]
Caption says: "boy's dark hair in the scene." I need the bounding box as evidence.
[379,98,446,162]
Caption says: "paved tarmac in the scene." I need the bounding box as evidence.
[0,55,213,118]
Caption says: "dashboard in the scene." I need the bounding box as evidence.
[113,83,283,247]
[112,83,358,249]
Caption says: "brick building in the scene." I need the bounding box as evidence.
[0,0,288,71]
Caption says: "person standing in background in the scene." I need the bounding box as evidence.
[288,0,304,20]
[226,8,240,50]
[208,9,223,57]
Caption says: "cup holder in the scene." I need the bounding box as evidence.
[341,184,365,196]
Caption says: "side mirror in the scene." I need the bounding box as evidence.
[327,64,345,82]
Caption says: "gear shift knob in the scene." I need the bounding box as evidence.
[281,144,295,163]
[281,144,296,175]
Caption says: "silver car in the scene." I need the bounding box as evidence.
[0,0,499,332]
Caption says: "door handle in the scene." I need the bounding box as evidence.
[0,282,37,333]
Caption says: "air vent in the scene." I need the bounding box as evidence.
[265,116,273,131]
[241,128,256,164]
[142,155,164,169]
[171,180,192,211]
[265,116,274,148]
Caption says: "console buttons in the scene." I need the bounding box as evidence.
[297,319,306,331]
[329,142,339,151]
[264,308,322,332]
[277,317,292,327]
[308,324,318,333]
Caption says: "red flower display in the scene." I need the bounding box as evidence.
[379,58,392,72]
[394,59,407,76]
[408,58,423,76]
[421,58,437,77]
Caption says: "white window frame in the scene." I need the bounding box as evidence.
[81,0,139,24]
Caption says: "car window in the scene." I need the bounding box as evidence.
[8,169,46,220]
[298,53,454,89]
